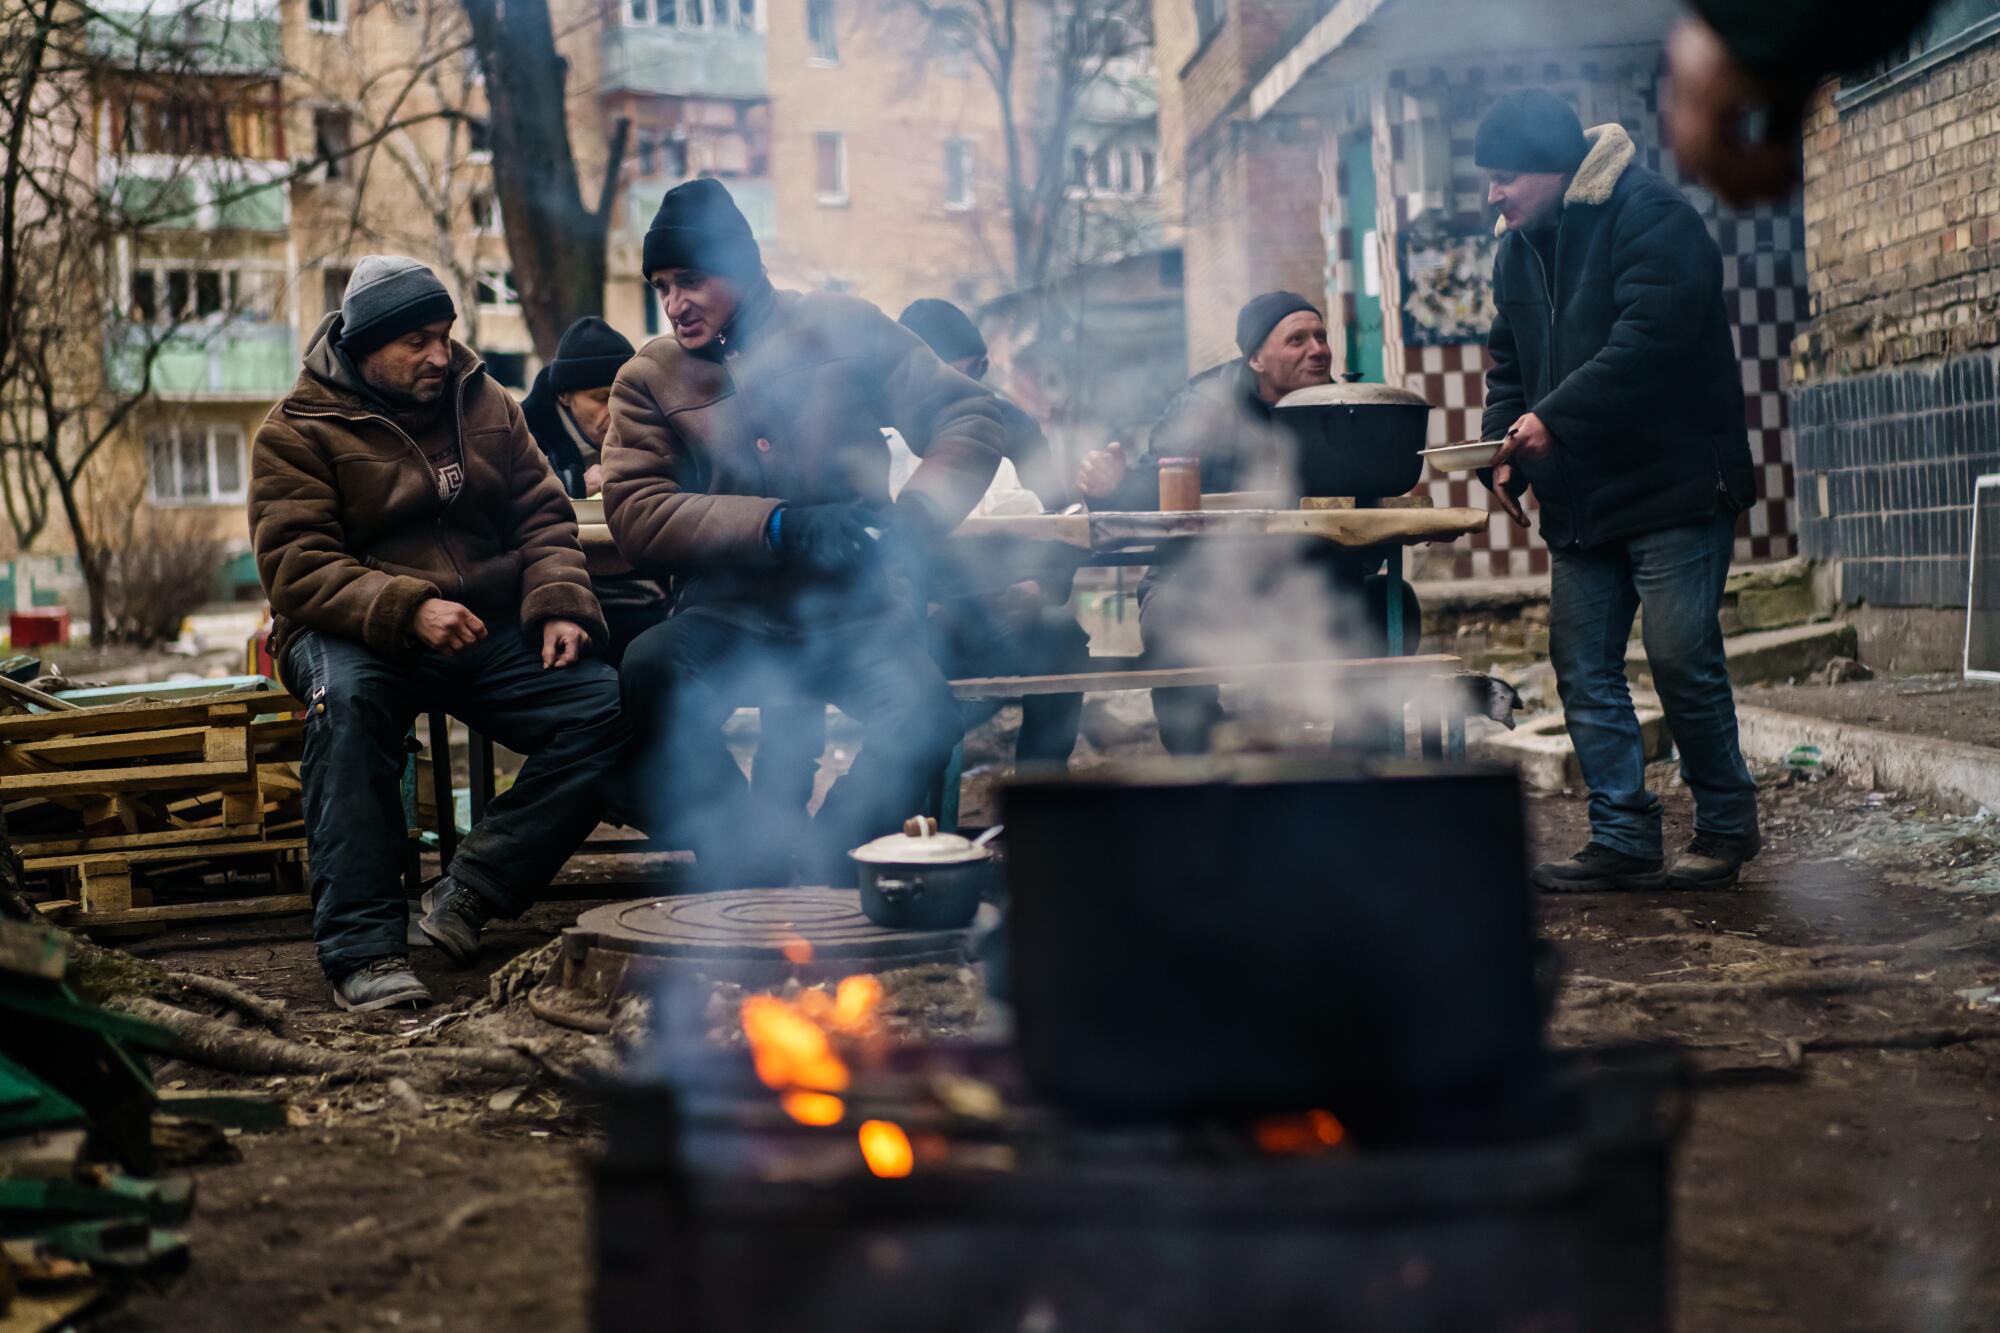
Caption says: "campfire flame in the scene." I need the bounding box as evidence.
[1251,1109,1348,1155]
[780,1090,846,1126]
[858,1119,914,1178]
[739,976,885,1127]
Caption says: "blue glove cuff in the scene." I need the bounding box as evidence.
[766,506,785,554]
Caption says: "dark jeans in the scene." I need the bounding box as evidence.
[1549,512,1758,859]
[284,626,627,982]
[620,608,963,887]
[933,599,1091,766]
[1137,549,1422,756]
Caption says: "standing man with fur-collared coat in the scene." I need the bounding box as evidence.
[1476,90,1761,893]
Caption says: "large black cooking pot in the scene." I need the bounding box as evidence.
[1274,381,1431,499]
[1002,756,1545,1140]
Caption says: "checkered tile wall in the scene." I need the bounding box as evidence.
[1321,54,1806,577]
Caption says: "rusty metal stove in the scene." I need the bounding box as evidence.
[592,1041,1684,1333]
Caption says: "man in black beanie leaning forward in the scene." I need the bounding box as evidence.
[1475,88,1760,892]
[604,178,1005,886]
[524,316,668,666]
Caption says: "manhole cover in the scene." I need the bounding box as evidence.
[533,889,991,1031]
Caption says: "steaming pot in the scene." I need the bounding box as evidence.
[1274,380,1431,499]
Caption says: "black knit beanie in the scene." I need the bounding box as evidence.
[549,316,635,392]
[1474,89,1590,175]
[898,298,986,362]
[1235,291,1320,358]
[642,178,763,280]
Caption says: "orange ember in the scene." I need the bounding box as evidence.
[858,1119,914,1178]
[781,937,815,965]
[781,1090,846,1126]
[833,975,884,1033]
[1252,1109,1348,1156]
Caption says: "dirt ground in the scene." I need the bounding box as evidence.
[75,739,2000,1333]
[1742,671,2000,751]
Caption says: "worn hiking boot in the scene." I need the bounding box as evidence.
[1530,843,1670,893]
[416,876,494,965]
[332,956,431,1012]
[1667,830,1763,891]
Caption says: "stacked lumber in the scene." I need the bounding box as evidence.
[1,685,310,931]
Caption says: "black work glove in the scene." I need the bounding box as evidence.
[775,503,876,579]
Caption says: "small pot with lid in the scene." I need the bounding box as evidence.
[1274,379,1432,499]
[850,817,996,930]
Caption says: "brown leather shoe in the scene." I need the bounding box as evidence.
[1666,831,1763,891]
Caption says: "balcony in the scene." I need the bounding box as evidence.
[102,156,289,232]
[621,175,775,245]
[106,320,297,401]
[88,1,281,76]
[601,23,766,99]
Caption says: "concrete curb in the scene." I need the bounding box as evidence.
[1735,703,2000,812]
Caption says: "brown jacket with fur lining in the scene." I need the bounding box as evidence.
[250,314,605,669]
[602,281,1004,621]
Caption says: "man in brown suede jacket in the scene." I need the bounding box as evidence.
[251,256,625,1012]
[605,179,1004,886]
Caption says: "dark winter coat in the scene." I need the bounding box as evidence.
[1482,123,1755,550]
[1084,359,1289,514]
[250,314,605,673]
[601,278,1006,624]
[523,367,590,497]
[522,366,667,615]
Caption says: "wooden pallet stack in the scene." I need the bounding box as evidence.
[0,682,309,931]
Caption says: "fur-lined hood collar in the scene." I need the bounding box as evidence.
[1494,123,1637,236]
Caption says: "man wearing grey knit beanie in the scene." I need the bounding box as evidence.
[249,256,626,1014]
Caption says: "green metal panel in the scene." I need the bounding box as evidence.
[211,179,287,231]
[107,174,200,228]
[88,11,281,75]
[601,25,766,99]
[1340,127,1385,383]
[104,321,297,397]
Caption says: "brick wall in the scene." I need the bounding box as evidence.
[1161,0,1327,373]
[1797,50,2000,380]
[764,0,1016,314]
[1180,118,1326,372]
[1790,39,2000,608]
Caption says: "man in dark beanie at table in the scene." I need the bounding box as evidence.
[524,316,667,665]
[1476,89,1761,892]
[895,297,1091,769]
[1071,291,1419,755]
[605,179,1005,886]
[251,256,625,1013]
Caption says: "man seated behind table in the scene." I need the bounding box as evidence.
[249,257,625,1013]
[1072,292,1421,756]
[605,179,1006,887]
[895,298,1092,769]
[523,316,669,666]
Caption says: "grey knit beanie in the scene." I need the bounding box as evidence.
[338,256,456,357]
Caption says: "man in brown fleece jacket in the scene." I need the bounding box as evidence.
[605,179,1004,886]
[251,257,625,1012]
